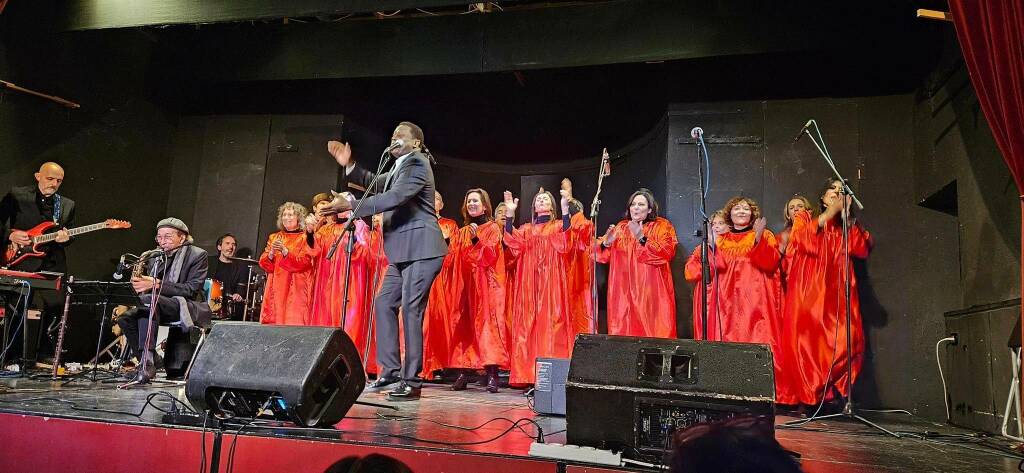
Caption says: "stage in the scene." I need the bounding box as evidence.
[0,374,1018,473]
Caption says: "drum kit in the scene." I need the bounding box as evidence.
[204,256,266,321]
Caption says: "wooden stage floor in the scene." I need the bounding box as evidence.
[0,373,1019,472]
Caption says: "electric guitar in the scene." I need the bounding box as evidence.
[4,219,132,267]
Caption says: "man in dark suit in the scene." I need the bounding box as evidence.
[323,122,447,401]
[117,217,211,383]
[0,162,75,272]
[0,162,74,367]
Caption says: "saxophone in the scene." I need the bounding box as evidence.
[131,248,163,279]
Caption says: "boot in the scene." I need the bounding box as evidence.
[450,370,472,391]
[485,365,500,393]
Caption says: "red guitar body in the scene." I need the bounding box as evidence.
[4,221,60,267]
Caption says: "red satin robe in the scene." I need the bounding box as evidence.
[308,220,375,366]
[597,218,678,338]
[685,244,721,341]
[438,217,459,242]
[504,218,573,385]
[566,212,595,334]
[424,221,510,372]
[776,210,871,405]
[419,217,459,376]
[259,230,314,326]
[701,229,783,378]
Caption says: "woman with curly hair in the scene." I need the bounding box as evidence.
[701,197,783,377]
[259,201,314,325]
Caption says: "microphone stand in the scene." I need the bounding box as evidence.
[693,128,712,341]
[781,120,895,437]
[119,250,168,389]
[588,148,610,335]
[327,147,393,341]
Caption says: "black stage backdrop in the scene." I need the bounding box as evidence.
[1,3,1017,424]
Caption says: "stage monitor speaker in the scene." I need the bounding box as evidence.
[185,322,365,427]
[565,335,775,456]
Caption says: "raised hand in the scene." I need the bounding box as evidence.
[469,223,478,238]
[319,190,353,216]
[503,191,519,214]
[753,217,767,242]
[628,220,644,239]
[271,238,287,258]
[603,224,618,246]
[304,214,319,233]
[327,140,352,168]
[559,189,570,213]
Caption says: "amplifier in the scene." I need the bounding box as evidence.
[565,335,775,456]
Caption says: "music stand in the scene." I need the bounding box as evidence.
[60,281,141,383]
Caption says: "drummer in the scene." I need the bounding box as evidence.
[209,233,253,320]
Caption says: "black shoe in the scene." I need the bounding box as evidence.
[450,372,471,391]
[386,383,421,401]
[366,377,401,392]
[485,365,500,393]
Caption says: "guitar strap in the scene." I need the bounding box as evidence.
[52,194,61,224]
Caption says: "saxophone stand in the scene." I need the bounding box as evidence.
[780,120,897,438]
[588,148,611,335]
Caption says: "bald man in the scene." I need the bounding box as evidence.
[0,162,76,367]
[0,162,75,272]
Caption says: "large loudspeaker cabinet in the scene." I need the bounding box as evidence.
[185,322,365,427]
[565,335,775,456]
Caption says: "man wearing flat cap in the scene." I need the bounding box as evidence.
[117,217,211,383]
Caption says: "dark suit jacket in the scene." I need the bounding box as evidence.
[347,151,448,264]
[146,244,212,328]
[0,185,76,272]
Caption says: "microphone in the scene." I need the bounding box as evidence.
[793,120,813,142]
[385,139,405,152]
[112,254,127,281]
[690,127,704,140]
[600,148,611,177]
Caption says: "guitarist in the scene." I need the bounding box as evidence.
[0,162,74,367]
[0,162,75,272]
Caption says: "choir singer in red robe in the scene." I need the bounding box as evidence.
[685,210,728,340]
[502,188,573,386]
[439,189,510,392]
[597,188,678,338]
[259,202,314,325]
[307,192,376,371]
[562,178,595,335]
[695,197,783,379]
[776,179,872,406]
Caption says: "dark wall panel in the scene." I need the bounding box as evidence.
[191,115,272,253]
[257,115,344,248]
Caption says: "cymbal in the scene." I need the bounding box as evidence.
[227,256,259,264]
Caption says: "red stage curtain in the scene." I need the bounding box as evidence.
[948,0,1024,398]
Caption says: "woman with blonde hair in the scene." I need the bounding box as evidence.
[259,202,314,325]
[502,187,573,386]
